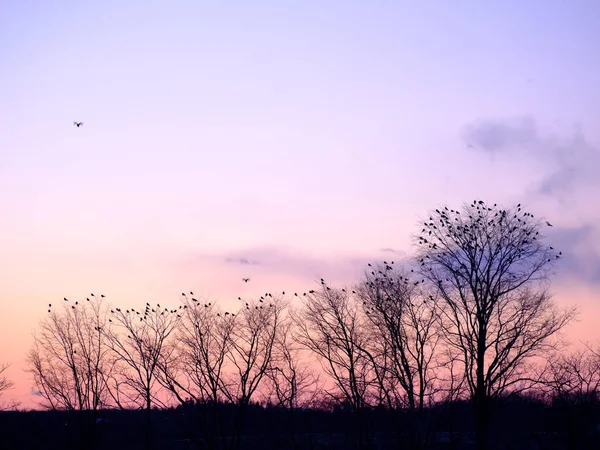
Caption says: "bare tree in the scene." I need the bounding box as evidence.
[266,317,320,410]
[27,295,113,414]
[538,347,600,405]
[436,346,470,446]
[222,295,282,449]
[295,283,375,449]
[415,200,576,450]
[265,312,321,450]
[357,262,441,414]
[0,362,14,406]
[157,295,235,448]
[104,302,180,450]
[159,296,233,405]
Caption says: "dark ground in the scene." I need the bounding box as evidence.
[1,396,599,449]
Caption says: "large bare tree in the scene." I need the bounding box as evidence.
[28,295,113,414]
[415,200,576,450]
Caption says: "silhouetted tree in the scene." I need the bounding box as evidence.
[104,304,180,450]
[28,296,112,414]
[266,316,320,409]
[0,362,14,405]
[158,296,234,448]
[539,347,600,405]
[437,346,470,448]
[359,263,441,410]
[222,296,282,450]
[295,283,374,449]
[415,200,576,450]
[358,262,442,445]
[537,346,600,448]
[265,313,321,449]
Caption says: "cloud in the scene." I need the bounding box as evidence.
[184,245,411,284]
[461,116,600,198]
[549,225,600,286]
[462,116,539,155]
[379,247,406,256]
[225,257,261,266]
[461,117,600,287]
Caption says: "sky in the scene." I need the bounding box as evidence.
[1,0,600,408]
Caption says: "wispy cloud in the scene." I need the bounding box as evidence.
[462,117,539,155]
[183,245,409,284]
[379,247,407,256]
[549,225,600,286]
[461,116,599,198]
[225,257,261,266]
[461,117,600,287]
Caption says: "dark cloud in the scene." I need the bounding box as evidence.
[549,225,600,285]
[461,116,599,197]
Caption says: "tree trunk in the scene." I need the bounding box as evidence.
[476,325,489,450]
[145,392,152,450]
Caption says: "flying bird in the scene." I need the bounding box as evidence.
[73,121,84,128]
[546,221,553,227]
[242,278,250,283]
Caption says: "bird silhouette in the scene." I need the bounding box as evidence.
[73,121,84,127]
[546,221,553,227]
[242,278,250,283]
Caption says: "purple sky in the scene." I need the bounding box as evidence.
[1,0,600,405]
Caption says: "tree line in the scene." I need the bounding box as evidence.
[3,200,599,450]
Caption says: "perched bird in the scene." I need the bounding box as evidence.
[73,121,84,127]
